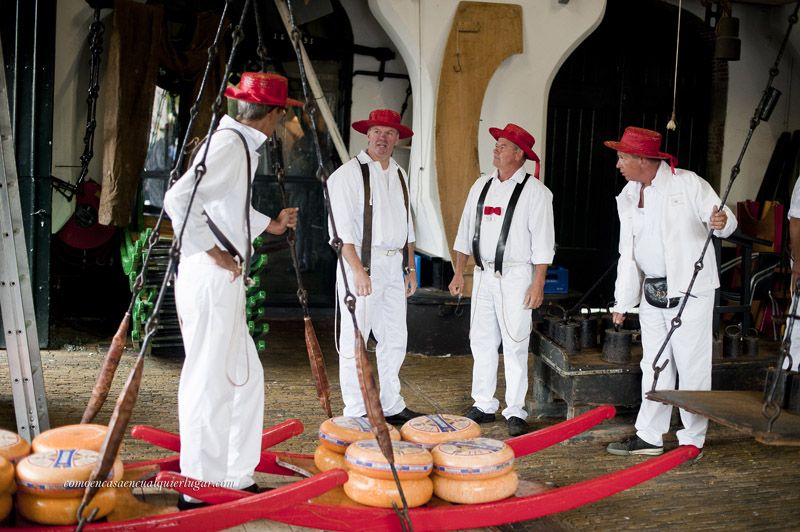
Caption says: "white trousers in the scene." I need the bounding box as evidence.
[469,265,533,420]
[175,253,264,494]
[636,288,713,448]
[337,251,407,417]
[787,316,800,371]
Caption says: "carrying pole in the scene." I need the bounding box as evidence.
[0,38,49,441]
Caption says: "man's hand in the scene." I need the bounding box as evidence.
[353,267,372,297]
[709,206,727,231]
[206,245,241,281]
[268,207,299,235]
[405,271,417,297]
[449,272,464,296]
[523,280,545,309]
[612,311,625,326]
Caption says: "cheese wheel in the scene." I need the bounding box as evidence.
[319,417,400,453]
[432,470,519,504]
[0,492,10,521]
[16,488,116,525]
[0,456,13,493]
[400,414,480,448]
[344,471,432,508]
[0,428,30,463]
[16,449,123,498]
[431,438,514,480]
[345,440,432,480]
[33,424,108,453]
[314,444,347,472]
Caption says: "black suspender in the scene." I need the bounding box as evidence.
[472,173,531,276]
[358,160,410,275]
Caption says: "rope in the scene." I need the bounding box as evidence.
[667,0,682,131]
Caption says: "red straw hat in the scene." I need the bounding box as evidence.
[224,72,303,107]
[489,123,541,178]
[604,126,677,172]
[352,109,414,139]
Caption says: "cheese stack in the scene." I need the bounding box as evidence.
[344,440,433,508]
[315,416,400,472]
[32,424,108,453]
[430,437,518,504]
[0,428,30,464]
[400,414,480,449]
[0,456,14,520]
[15,449,123,525]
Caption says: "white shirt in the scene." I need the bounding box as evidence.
[326,150,415,250]
[632,184,667,278]
[789,176,800,219]
[164,115,271,258]
[453,167,555,266]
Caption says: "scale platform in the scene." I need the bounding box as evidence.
[647,390,800,446]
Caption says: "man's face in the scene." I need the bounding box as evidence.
[366,126,399,162]
[493,138,523,169]
[263,106,287,137]
[615,151,645,182]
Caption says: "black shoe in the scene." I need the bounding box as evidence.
[606,436,664,456]
[384,408,424,425]
[177,495,209,511]
[507,416,528,437]
[463,406,496,424]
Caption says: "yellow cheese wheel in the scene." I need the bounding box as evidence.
[314,444,347,472]
[0,428,30,463]
[16,488,116,525]
[432,470,519,504]
[345,440,432,480]
[0,456,13,493]
[319,417,400,453]
[33,424,108,453]
[16,449,123,498]
[344,471,433,508]
[431,438,514,480]
[400,414,480,448]
[0,492,10,521]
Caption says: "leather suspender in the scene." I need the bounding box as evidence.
[471,179,494,271]
[358,160,410,275]
[472,173,531,276]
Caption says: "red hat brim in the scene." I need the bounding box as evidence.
[603,140,671,160]
[489,127,539,162]
[352,119,414,140]
[224,86,303,107]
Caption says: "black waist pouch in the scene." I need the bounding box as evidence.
[643,277,680,309]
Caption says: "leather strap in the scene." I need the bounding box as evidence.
[357,160,411,274]
[494,173,530,275]
[472,178,493,271]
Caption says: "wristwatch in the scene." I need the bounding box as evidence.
[404,267,416,275]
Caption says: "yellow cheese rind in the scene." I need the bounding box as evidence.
[33,424,108,453]
[344,471,433,508]
[16,449,123,498]
[432,470,519,504]
[345,440,432,480]
[0,456,13,493]
[400,414,480,448]
[431,438,514,479]
[0,492,11,521]
[314,445,347,472]
[319,417,400,453]
[0,429,30,464]
[16,488,116,525]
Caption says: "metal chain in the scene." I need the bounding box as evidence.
[52,7,105,201]
[282,1,412,529]
[252,0,270,72]
[647,1,800,431]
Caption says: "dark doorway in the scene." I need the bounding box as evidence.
[545,0,713,305]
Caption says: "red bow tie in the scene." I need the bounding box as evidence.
[484,206,502,216]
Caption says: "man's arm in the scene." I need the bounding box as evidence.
[524,263,548,309]
[448,251,470,296]
[341,243,371,296]
[404,243,417,297]
[266,208,298,235]
[791,217,800,292]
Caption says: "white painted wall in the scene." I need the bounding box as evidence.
[52,1,109,233]
[369,0,606,258]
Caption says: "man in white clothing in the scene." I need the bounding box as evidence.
[786,177,800,371]
[449,123,555,437]
[164,72,299,509]
[327,108,423,425]
[604,126,737,457]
